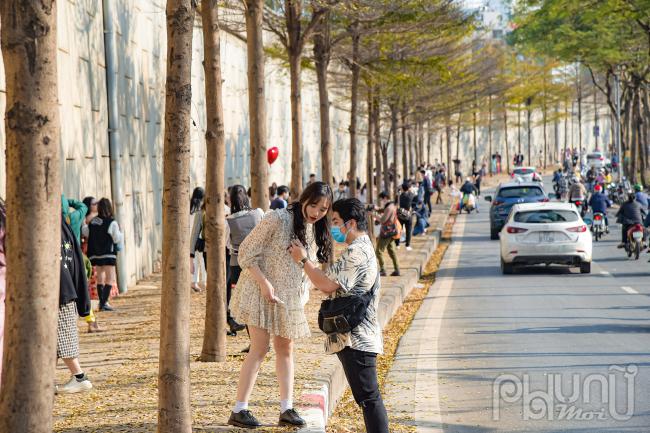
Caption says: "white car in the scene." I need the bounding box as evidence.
[512,166,543,184]
[499,202,592,274]
[586,152,610,169]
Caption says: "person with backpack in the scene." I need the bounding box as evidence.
[375,192,400,277]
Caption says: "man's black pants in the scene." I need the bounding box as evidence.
[336,347,389,433]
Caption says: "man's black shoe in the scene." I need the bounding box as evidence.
[228,410,261,428]
[279,408,306,427]
[390,270,401,277]
[228,317,246,333]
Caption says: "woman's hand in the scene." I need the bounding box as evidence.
[260,279,281,304]
[287,240,308,264]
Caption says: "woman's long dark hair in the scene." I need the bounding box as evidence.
[190,187,205,214]
[230,185,251,214]
[98,198,114,219]
[287,181,333,264]
[82,196,95,217]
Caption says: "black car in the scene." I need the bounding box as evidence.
[485,181,549,240]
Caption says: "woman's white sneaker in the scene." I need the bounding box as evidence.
[56,375,93,394]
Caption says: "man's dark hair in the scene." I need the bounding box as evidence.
[420,169,426,175]
[309,173,316,178]
[269,185,277,198]
[379,191,389,200]
[333,198,368,231]
[277,185,289,196]
[401,183,410,192]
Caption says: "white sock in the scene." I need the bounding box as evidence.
[233,401,248,413]
[281,399,293,413]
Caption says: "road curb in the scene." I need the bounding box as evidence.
[298,212,447,432]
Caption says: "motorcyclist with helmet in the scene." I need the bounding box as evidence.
[616,192,647,249]
[634,184,648,210]
[588,184,611,233]
[568,176,587,216]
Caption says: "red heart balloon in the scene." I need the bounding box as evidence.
[267,146,279,165]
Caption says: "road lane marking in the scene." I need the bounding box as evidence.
[621,286,639,294]
[600,271,611,276]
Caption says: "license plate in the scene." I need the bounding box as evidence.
[593,219,603,226]
[632,231,643,239]
[539,232,555,243]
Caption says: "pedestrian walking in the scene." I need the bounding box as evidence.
[288,198,389,433]
[190,187,205,292]
[225,185,264,336]
[375,192,401,277]
[56,217,93,394]
[78,196,105,333]
[396,183,415,251]
[435,169,445,204]
[227,182,333,428]
[421,169,433,214]
[82,198,123,311]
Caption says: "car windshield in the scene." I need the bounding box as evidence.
[514,169,533,174]
[514,209,579,223]
[498,187,544,199]
[587,154,602,159]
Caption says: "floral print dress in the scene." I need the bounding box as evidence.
[229,208,316,339]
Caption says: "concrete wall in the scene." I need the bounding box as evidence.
[0,0,361,287]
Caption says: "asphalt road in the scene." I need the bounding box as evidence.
[390,179,650,432]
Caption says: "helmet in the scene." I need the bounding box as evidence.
[594,184,602,192]
[634,183,643,192]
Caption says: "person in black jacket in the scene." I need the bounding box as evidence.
[616,193,647,248]
[396,183,415,251]
[56,218,93,394]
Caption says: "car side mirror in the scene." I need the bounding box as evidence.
[484,195,492,202]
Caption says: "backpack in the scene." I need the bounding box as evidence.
[380,215,402,240]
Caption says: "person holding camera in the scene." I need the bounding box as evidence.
[288,198,389,433]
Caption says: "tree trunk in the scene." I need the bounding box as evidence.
[577,68,582,152]
[373,92,384,200]
[158,1,195,432]
[503,103,510,173]
[518,104,522,155]
[289,51,303,197]
[543,102,547,169]
[0,2,61,432]
[391,103,399,198]
[473,99,477,164]
[456,112,462,160]
[245,0,269,210]
[488,95,492,174]
[313,13,332,185]
[446,122,453,177]
[527,106,532,166]
[427,122,432,165]
[348,21,360,197]
[366,88,374,204]
[199,0,227,363]
[564,99,569,153]
[401,109,408,181]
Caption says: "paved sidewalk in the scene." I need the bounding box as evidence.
[53,205,450,433]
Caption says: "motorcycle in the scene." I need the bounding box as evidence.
[570,199,587,218]
[591,212,606,241]
[625,224,645,260]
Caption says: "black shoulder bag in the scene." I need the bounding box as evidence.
[318,273,380,335]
